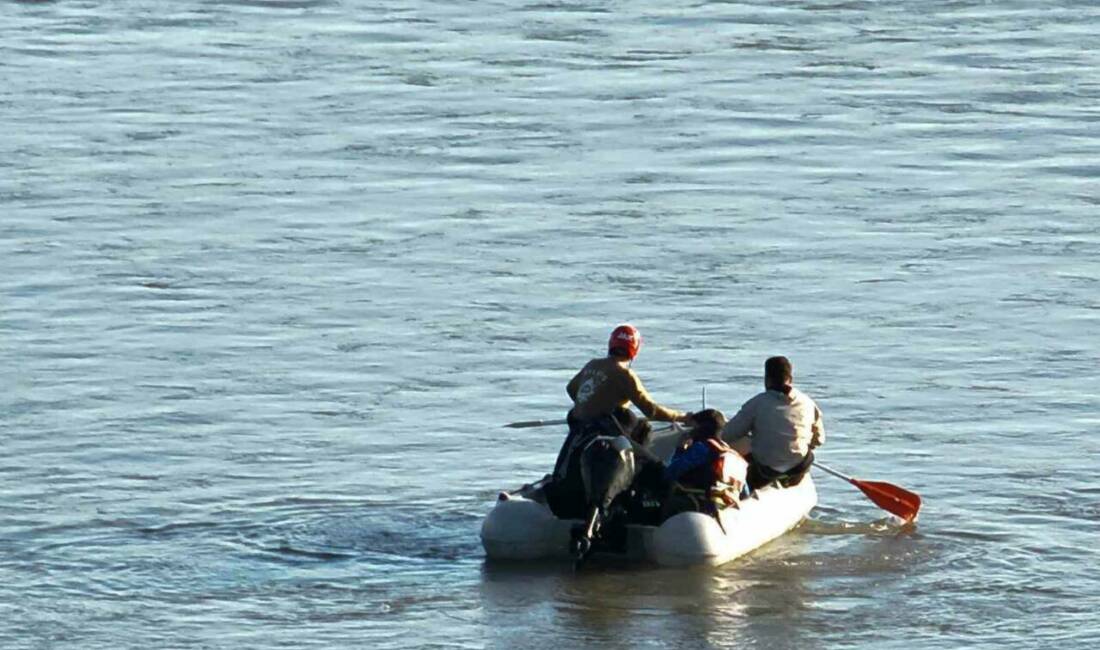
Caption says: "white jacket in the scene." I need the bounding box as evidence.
[720,387,825,472]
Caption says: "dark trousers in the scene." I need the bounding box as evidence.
[545,410,661,519]
[745,451,814,491]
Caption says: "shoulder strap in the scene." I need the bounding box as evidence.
[703,438,732,454]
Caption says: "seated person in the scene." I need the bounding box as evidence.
[721,356,824,490]
[546,324,689,519]
[661,409,748,518]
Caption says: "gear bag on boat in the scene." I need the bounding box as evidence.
[664,438,748,517]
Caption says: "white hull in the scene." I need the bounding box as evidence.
[481,475,816,567]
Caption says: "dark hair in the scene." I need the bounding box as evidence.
[765,356,793,394]
[689,409,727,440]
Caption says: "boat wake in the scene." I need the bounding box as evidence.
[799,515,918,537]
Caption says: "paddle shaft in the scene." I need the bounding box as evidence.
[814,462,857,484]
[504,418,568,428]
[505,418,687,442]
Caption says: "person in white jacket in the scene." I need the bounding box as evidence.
[720,356,824,490]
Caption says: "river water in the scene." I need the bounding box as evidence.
[2,1,1098,648]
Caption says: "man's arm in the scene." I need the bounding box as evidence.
[810,403,825,449]
[720,396,757,444]
[626,369,684,422]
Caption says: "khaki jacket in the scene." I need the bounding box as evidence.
[566,356,682,422]
[721,387,824,472]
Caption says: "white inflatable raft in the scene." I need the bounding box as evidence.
[481,427,817,567]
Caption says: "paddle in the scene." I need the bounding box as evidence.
[815,462,922,523]
[508,385,707,430]
[503,418,568,429]
[503,417,687,439]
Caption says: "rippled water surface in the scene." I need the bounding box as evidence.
[2,1,1099,648]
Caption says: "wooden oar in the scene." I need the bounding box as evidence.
[815,462,922,523]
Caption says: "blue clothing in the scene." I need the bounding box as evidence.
[664,441,719,483]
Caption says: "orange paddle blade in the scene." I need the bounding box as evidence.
[851,479,922,523]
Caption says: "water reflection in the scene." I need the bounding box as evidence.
[478,532,821,649]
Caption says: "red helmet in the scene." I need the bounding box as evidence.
[608,324,642,360]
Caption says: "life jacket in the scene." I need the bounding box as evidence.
[675,439,748,510]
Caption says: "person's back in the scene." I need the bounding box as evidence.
[546,324,686,519]
[568,355,685,423]
[721,356,824,489]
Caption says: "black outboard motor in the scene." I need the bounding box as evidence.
[570,435,636,566]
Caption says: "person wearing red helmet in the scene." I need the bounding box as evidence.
[567,325,686,426]
[545,324,690,518]
[566,324,688,437]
